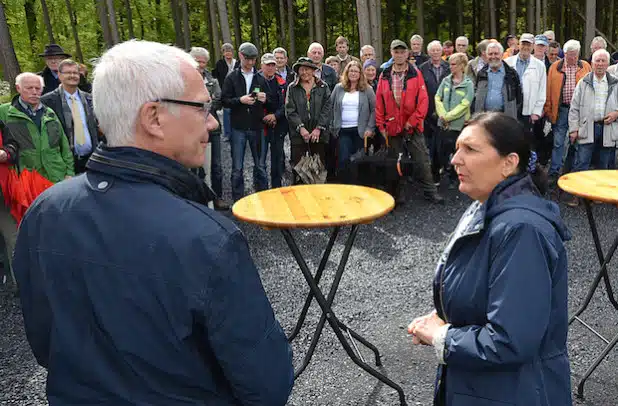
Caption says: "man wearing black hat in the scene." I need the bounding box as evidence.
[221,42,271,201]
[38,44,90,95]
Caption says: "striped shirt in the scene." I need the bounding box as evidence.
[593,74,609,122]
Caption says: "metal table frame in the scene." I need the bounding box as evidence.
[281,225,407,406]
[569,199,618,398]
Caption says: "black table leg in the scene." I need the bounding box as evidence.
[281,227,407,406]
[569,199,618,398]
[287,227,340,342]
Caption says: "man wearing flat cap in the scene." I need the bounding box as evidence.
[38,44,91,95]
[221,42,271,201]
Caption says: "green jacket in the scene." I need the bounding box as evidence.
[435,74,475,132]
[0,98,75,183]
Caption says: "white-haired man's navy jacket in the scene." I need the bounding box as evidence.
[14,145,294,405]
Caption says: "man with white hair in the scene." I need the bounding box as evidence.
[545,39,591,180]
[474,42,523,119]
[189,46,229,210]
[466,39,491,83]
[505,34,547,144]
[566,49,618,205]
[455,36,472,59]
[273,46,295,85]
[587,36,617,65]
[12,40,294,404]
[409,34,428,66]
[360,44,376,64]
[0,72,74,288]
[307,42,338,90]
[419,40,450,182]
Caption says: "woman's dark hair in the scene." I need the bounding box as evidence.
[467,112,549,195]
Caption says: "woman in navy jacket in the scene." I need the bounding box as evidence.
[409,112,572,406]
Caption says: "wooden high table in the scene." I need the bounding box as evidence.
[558,170,618,398]
[233,184,407,405]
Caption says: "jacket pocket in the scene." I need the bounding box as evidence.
[453,393,515,406]
[385,116,402,136]
[578,117,590,141]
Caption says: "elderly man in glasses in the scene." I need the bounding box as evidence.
[12,40,294,406]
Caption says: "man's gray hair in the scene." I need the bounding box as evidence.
[360,44,375,57]
[456,36,469,46]
[486,41,504,54]
[563,39,581,53]
[92,40,197,147]
[591,36,607,49]
[592,49,611,62]
[410,34,423,43]
[189,47,210,61]
[16,72,44,88]
[427,40,442,52]
[221,43,234,53]
[543,30,555,39]
[273,47,287,57]
[58,59,79,73]
[308,42,324,53]
[476,39,491,55]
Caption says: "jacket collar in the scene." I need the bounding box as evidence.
[289,75,326,89]
[583,71,618,87]
[557,59,585,73]
[86,146,216,205]
[381,62,418,81]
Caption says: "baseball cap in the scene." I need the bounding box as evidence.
[239,42,258,59]
[261,53,276,65]
[390,39,408,50]
[534,34,549,46]
[520,33,535,43]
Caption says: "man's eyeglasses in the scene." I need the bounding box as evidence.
[59,71,80,76]
[157,98,212,118]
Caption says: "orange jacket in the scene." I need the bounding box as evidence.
[544,59,591,124]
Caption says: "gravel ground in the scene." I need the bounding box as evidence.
[2,135,618,405]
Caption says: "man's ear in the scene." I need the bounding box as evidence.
[137,102,165,141]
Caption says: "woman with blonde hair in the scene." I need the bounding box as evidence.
[329,60,376,170]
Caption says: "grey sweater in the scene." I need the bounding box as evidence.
[329,83,376,138]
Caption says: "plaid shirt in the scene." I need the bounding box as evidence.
[392,69,407,107]
[563,63,578,104]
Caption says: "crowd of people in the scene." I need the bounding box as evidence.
[1,28,618,406]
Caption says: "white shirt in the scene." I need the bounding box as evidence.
[241,70,254,95]
[593,74,609,122]
[505,55,547,116]
[341,91,360,128]
[226,58,236,75]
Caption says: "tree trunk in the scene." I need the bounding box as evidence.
[457,0,464,37]
[368,0,382,63]
[170,0,184,48]
[123,0,135,38]
[527,0,534,33]
[509,0,516,34]
[24,0,38,55]
[64,0,84,61]
[278,0,286,45]
[608,0,614,43]
[472,0,477,45]
[230,0,241,48]
[208,0,220,57]
[542,0,548,31]
[203,0,215,61]
[217,0,232,44]
[0,0,20,91]
[585,0,596,59]
[556,0,563,42]
[415,0,424,37]
[313,0,325,48]
[96,0,114,47]
[106,0,121,44]
[308,0,315,42]
[287,0,295,59]
[40,0,55,43]
[535,0,541,31]
[250,0,260,51]
[356,0,371,48]
[181,0,190,49]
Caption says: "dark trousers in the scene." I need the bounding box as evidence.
[424,119,441,179]
[533,118,553,166]
[337,127,364,169]
[259,127,285,188]
[388,132,437,199]
[209,134,223,197]
[438,129,459,181]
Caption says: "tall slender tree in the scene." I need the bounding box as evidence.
[230,0,241,48]
[308,0,315,41]
[217,0,232,45]
[509,0,516,34]
[368,0,382,63]
[106,0,121,44]
[608,0,615,43]
[181,0,190,49]
[416,0,424,37]
[0,0,21,91]
[527,0,534,33]
[585,0,596,58]
[40,0,55,43]
[64,0,84,61]
[170,0,184,48]
[313,0,325,47]
[489,0,497,38]
[123,0,135,39]
[96,0,114,48]
[286,0,295,59]
[355,0,371,48]
[208,0,221,58]
[278,0,286,45]
[250,0,260,50]
[535,0,541,31]
[24,0,38,54]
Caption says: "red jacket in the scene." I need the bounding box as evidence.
[375,63,429,136]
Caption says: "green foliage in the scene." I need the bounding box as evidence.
[0,93,13,104]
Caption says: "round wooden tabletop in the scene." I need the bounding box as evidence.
[232,184,395,229]
[558,170,618,203]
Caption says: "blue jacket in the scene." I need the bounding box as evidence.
[432,174,572,406]
[13,146,294,405]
